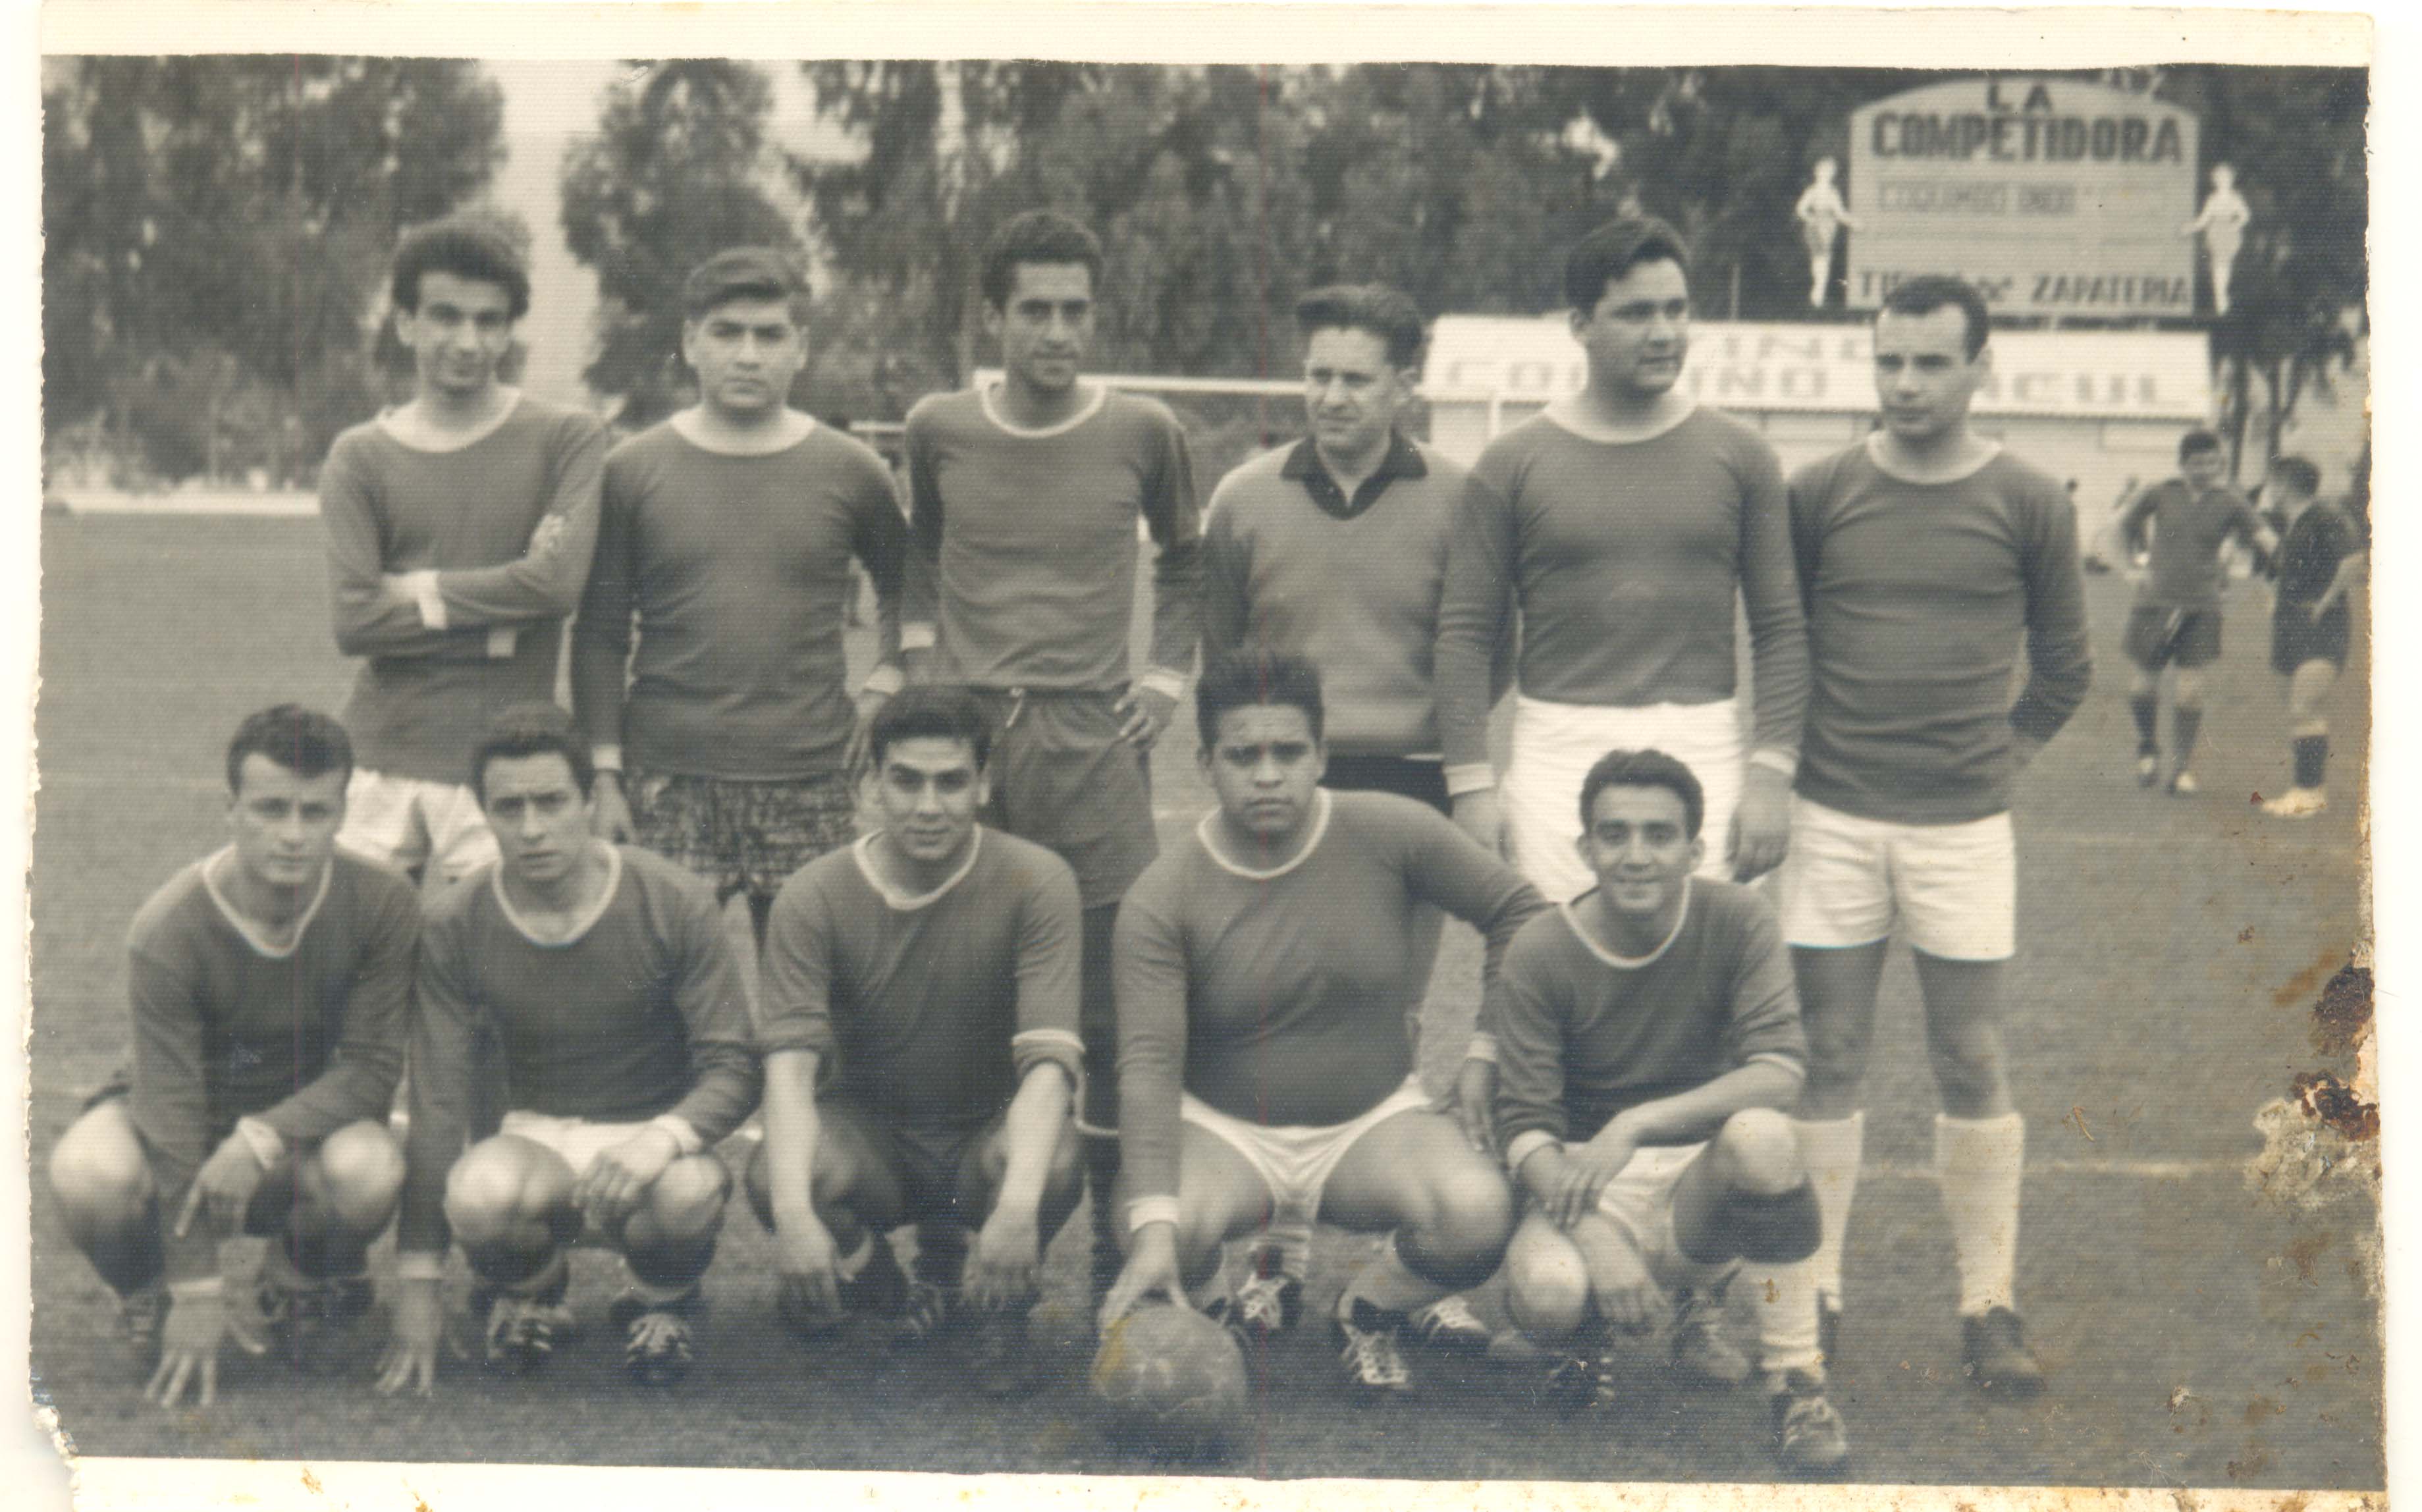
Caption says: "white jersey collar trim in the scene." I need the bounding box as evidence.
[669,407,818,456]
[491,841,623,948]
[978,380,1108,439]
[1560,880,1692,969]
[1864,431,2004,485]
[854,826,984,911]
[1195,789,1332,880]
[200,847,333,961]
[1542,395,1696,446]
[377,389,524,453]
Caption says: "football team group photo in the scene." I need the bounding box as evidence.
[27,51,2377,1496]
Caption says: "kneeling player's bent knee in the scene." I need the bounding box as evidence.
[1711,1108,1802,1196]
[1505,1216,1590,1339]
[1405,1168,1516,1287]
[444,1137,574,1246]
[643,1154,732,1241]
[306,1121,406,1230]
[49,1101,154,1229]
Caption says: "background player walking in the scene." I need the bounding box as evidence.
[1781,277,2091,1398]
[2257,456,2363,817]
[902,209,1202,1305]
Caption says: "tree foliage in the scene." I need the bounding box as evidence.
[42,57,506,484]
[558,61,803,429]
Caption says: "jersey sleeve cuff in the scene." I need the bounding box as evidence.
[401,570,449,632]
[901,623,937,653]
[1744,1050,1808,1079]
[1011,1028,1086,1084]
[169,1276,226,1301]
[233,1117,287,1168]
[1464,1034,1499,1064]
[649,1115,706,1158]
[1504,1130,1561,1173]
[861,664,905,699]
[1445,763,1497,797]
[1126,1195,1181,1233]
[1748,748,1799,780]
[593,744,625,774]
[1137,668,1189,704]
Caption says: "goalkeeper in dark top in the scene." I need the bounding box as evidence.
[2257,455,2363,818]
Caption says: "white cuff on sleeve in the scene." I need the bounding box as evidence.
[485,626,518,659]
[233,1117,286,1169]
[1464,1035,1499,1065]
[169,1276,226,1300]
[901,623,937,653]
[1137,668,1189,704]
[1126,1195,1181,1233]
[1445,763,1497,797]
[593,744,625,774]
[649,1115,705,1158]
[1748,747,1799,780]
[861,664,905,699]
[395,1252,448,1283]
[1504,1130,1562,1174]
[402,570,448,632]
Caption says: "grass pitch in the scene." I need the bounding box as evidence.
[28,514,2381,1487]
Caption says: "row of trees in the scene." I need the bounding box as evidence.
[42,59,2366,486]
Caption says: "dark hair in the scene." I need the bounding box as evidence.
[869,685,992,771]
[2269,455,2321,498]
[1563,216,1692,311]
[1576,749,1706,840]
[392,218,531,321]
[682,246,808,321]
[1879,276,1990,359]
[468,703,593,805]
[1196,647,1325,750]
[1295,284,1427,369]
[225,704,353,794]
[980,209,1104,308]
[2178,428,2224,462]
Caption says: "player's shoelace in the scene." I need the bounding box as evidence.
[894,1280,952,1345]
[623,1310,695,1383]
[485,1295,574,1368]
[1233,1273,1296,1336]
[1771,1373,1849,1472]
[1411,1294,1490,1350]
[1669,1285,1750,1383]
[1336,1315,1412,1391]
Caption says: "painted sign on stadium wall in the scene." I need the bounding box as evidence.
[1845,76,2201,317]
[1424,317,2211,420]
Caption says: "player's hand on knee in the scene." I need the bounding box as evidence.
[1099,1224,1188,1334]
[578,1126,681,1228]
[591,774,635,843]
[1729,768,1792,882]
[1445,1058,1499,1156]
[180,1136,270,1240]
[375,1276,454,1397]
[1453,790,1507,859]
[1594,1257,1667,1337]
[1559,1126,1637,1229]
[965,1209,1042,1311]
[775,1211,845,1319]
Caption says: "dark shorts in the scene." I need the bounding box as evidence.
[2273,600,2352,675]
[628,769,857,904]
[813,1098,1004,1228]
[973,688,1158,911]
[2123,604,2224,670]
[1324,754,1452,815]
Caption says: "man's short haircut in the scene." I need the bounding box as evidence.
[391,218,531,321]
[2270,455,2321,498]
[2178,428,2224,462]
[980,209,1104,308]
[869,685,993,772]
[1295,284,1427,370]
[225,704,353,794]
[683,246,808,321]
[469,703,594,805]
[1197,646,1326,750]
[1878,275,1991,359]
[1576,748,1706,840]
[1563,216,1692,311]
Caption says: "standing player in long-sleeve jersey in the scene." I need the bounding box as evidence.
[47,707,416,1409]
[1102,650,1546,1397]
[1781,276,2092,1396]
[573,248,906,952]
[903,209,1202,1309]
[321,219,607,884]
[378,706,759,1395]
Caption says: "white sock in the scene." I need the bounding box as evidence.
[1245,1220,1313,1280]
[833,1231,874,1283]
[1339,1236,1446,1320]
[1792,1112,1864,1307]
[1744,1258,1823,1376]
[1935,1112,2024,1317]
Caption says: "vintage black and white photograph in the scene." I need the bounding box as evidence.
[15,3,2387,1507]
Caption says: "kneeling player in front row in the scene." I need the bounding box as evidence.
[49,706,416,1409]
[1490,750,1846,1476]
[1102,649,1548,1396]
[380,704,759,1394]
[747,686,1087,1392]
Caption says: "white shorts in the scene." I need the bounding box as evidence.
[1503,694,1745,902]
[340,769,498,883]
[1588,1142,1735,1294]
[1180,1075,1435,1232]
[1775,796,2016,961]
[497,1110,661,1179]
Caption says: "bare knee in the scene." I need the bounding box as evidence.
[1506,1229,1590,1339]
[49,1104,152,1228]
[309,1122,406,1223]
[2174,670,2206,708]
[1712,1109,1802,1197]
[443,1139,565,1246]
[643,1155,732,1241]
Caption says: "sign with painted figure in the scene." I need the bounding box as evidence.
[1846,76,2202,317]
[1424,316,2211,421]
